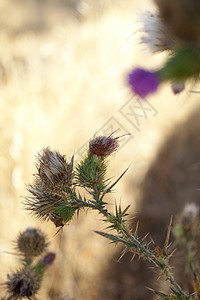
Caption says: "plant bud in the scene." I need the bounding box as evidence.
[89,135,119,158]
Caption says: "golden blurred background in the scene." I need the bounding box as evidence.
[0,0,200,299]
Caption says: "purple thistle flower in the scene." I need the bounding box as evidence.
[128,68,160,98]
[41,252,56,266]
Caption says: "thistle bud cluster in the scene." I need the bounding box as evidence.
[22,132,200,299]
[127,0,200,97]
[25,132,124,229]
[4,227,55,299]
[25,147,76,227]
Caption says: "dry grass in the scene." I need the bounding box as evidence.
[0,0,199,299]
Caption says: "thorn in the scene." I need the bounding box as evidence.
[141,232,150,243]
[146,286,168,297]
[118,247,129,262]
[3,251,22,256]
[150,236,163,256]
[193,272,200,299]
[52,223,68,237]
[130,253,136,262]
[163,216,173,254]
[134,220,139,235]
[105,166,130,193]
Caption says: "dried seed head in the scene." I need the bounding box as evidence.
[89,134,119,158]
[6,267,40,299]
[25,183,73,223]
[37,147,74,192]
[17,227,48,258]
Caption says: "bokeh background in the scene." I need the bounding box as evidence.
[0,0,200,299]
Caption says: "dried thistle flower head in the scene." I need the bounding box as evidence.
[17,227,48,258]
[89,132,121,158]
[37,147,74,191]
[25,184,75,226]
[25,147,76,227]
[6,267,40,299]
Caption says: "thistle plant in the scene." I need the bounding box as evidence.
[127,0,200,97]
[3,227,55,299]
[24,131,200,299]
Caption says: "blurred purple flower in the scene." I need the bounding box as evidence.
[41,252,56,266]
[128,68,160,98]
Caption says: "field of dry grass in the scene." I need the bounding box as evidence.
[0,0,199,299]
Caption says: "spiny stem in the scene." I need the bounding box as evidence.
[96,202,188,298]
